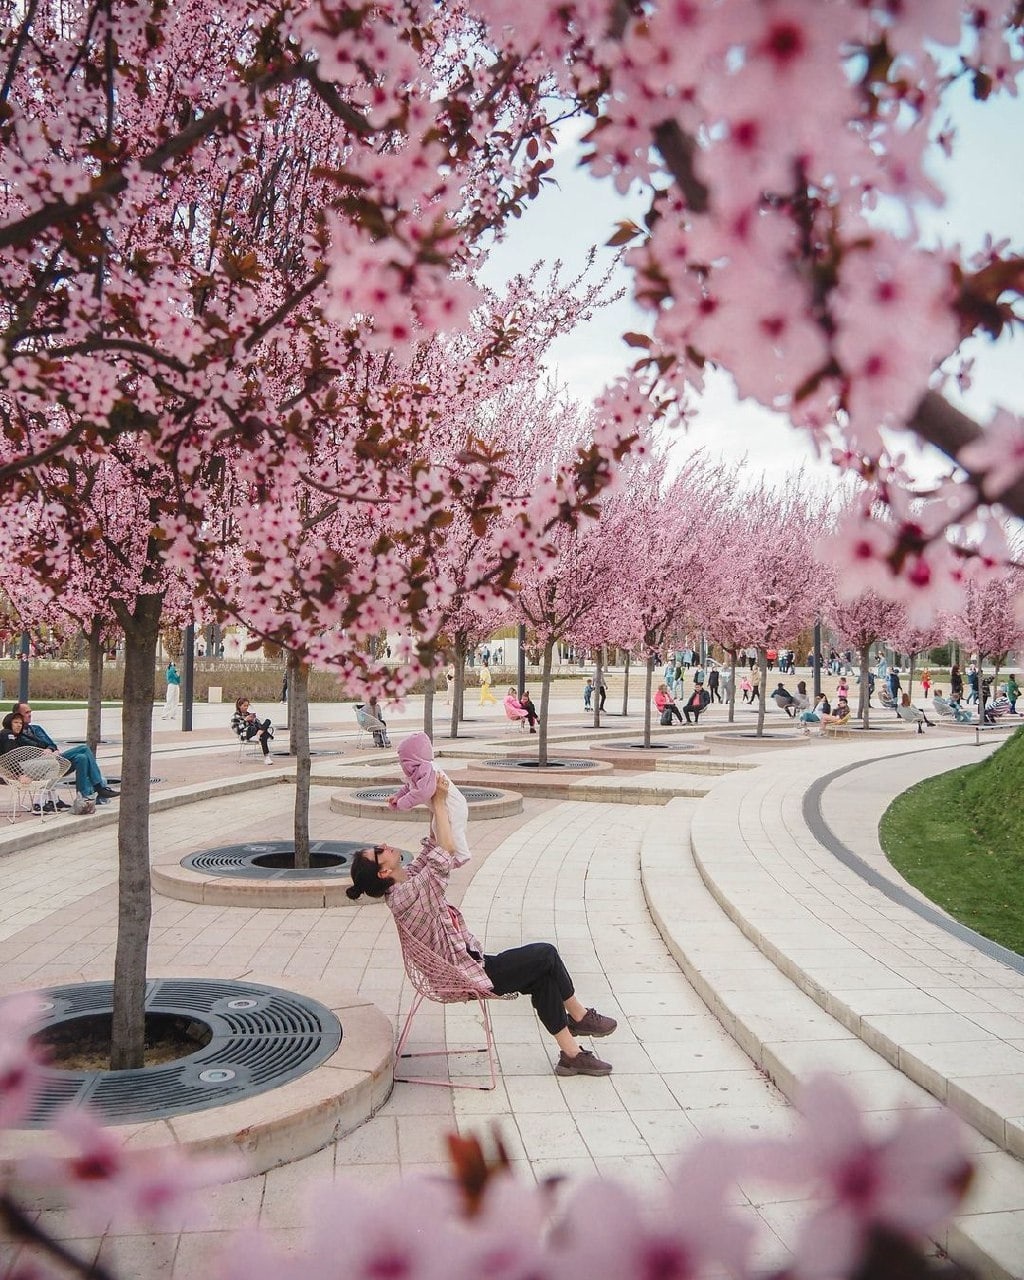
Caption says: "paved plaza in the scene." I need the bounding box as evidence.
[0,688,1022,1277]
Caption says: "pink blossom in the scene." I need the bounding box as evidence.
[0,993,47,1129]
[780,1077,972,1279]
[958,409,1024,501]
[23,1108,243,1231]
[555,1140,755,1280]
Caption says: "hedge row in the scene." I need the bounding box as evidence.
[0,660,529,704]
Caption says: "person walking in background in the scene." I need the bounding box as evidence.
[161,661,180,720]
[596,676,608,712]
[921,668,932,700]
[583,678,593,711]
[965,662,980,705]
[740,673,754,703]
[707,665,721,703]
[1006,673,1020,712]
[950,663,964,702]
[478,660,496,707]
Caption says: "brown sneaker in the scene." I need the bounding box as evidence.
[566,1007,617,1038]
[555,1048,612,1077]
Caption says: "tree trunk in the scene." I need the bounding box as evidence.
[978,651,988,722]
[291,654,310,868]
[592,648,604,730]
[754,649,768,736]
[727,650,737,724]
[538,640,554,767]
[621,652,630,717]
[643,653,654,748]
[449,642,465,739]
[859,644,871,729]
[908,654,916,700]
[423,673,435,741]
[110,592,162,1070]
[85,619,104,757]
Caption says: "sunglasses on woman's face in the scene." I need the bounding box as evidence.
[372,844,386,864]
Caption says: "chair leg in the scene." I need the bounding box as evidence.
[393,992,499,1091]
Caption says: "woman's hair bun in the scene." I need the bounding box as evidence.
[345,885,362,901]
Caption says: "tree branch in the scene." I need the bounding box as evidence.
[908,389,1024,519]
[0,61,303,250]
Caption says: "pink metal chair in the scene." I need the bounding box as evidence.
[392,920,516,1091]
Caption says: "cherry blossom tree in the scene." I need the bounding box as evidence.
[513,405,651,764]
[729,486,824,735]
[828,592,909,728]
[949,566,1024,711]
[612,457,732,746]
[890,619,948,700]
[2,2,1020,620]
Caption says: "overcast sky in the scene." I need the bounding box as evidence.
[479,78,1023,496]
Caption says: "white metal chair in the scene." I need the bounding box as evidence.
[933,696,972,724]
[897,703,932,734]
[354,704,389,748]
[392,920,516,1091]
[0,747,74,822]
[503,704,527,733]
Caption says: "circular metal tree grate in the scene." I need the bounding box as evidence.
[182,840,412,880]
[481,758,600,770]
[21,978,342,1127]
[352,785,504,803]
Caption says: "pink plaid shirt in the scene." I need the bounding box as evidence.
[386,836,492,993]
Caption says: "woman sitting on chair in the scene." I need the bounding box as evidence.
[231,697,275,763]
[820,696,852,729]
[503,687,529,725]
[346,776,618,1078]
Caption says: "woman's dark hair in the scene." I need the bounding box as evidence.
[1,712,22,733]
[346,847,390,901]
[234,696,249,713]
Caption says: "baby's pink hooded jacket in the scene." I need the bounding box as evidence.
[393,732,471,865]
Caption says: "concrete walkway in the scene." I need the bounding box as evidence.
[0,698,1021,1277]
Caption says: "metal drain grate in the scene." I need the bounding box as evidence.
[353,786,503,803]
[182,840,374,880]
[482,757,599,770]
[22,978,342,1127]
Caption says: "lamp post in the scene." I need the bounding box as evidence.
[18,630,30,703]
[181,624,194,732]
[813,618,822,700]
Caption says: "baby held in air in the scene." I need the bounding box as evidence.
[388,731,471,865]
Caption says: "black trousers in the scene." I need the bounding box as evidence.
[245,720,273,755]
[483,943,574,1035]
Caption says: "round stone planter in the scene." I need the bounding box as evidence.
[478,757,612,776]
[2,971,393,1190]
[152,840,414,909]
[330,784,523,821]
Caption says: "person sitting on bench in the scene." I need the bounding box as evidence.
[654,683,683,725]
[683,681,711,725]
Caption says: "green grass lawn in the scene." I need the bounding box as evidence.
[879,727,1024,956]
